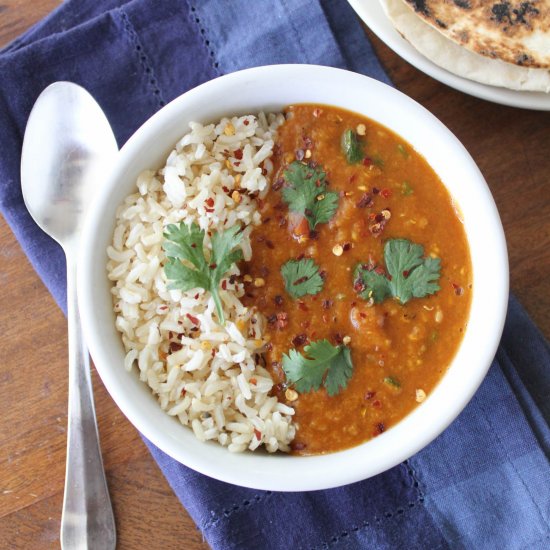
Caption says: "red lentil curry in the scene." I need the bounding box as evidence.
[241,104,472,456]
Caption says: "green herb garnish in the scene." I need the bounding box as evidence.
[354,239,441,305]
[281,258,324,299]
[373,155,385,168]
[341,129,365,164]
[401,181,414,196]
[397,144,409,158]
[383,376,401,389]
[163,222,243,324]
[282,161,339,230]
[283,339,353,396]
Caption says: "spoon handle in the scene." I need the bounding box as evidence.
[61,253,116,550]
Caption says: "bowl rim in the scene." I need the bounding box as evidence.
[78,64,509,491]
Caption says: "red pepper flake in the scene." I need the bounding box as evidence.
[193,293,200,300]
[273,178,284,191]
[297,301,309,312]
[221,280,227,290]
[402,270,410,278]
[342,242,351,252]
[211,348,216,358]
[349,173,358,184]
[186,313,200,326]
[381,188,392,198]
[271,312,288,330]
[354,279,366,293]
[205,208,214,213]
[303,136,313,149]
[291,441,307,451]
[169,341,183,353]
[262,217,271,224]
[243,119,250,126]
[452,283,464,296]
[372,187,380,195]
[233,148,243,160]
[250,377,257,385]
[334,333,344,345]
[205,197,215,208]
[356,193,373,208]
[364,391,376,400]
[322,299,333,310]
[292,334,308,347]
[158,305,169,311]
[274,295,284,306]
[376,422,386,434]
[265,239,274,249]
[181,388,187,397]
[261,167,268,176]
[363,157,373,167]
[209,263,217,269]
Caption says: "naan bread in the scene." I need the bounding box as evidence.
[403,0,550,68]
[382,0,550,92]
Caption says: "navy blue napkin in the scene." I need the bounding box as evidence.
[1,1,549,548]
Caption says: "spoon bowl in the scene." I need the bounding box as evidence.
[21,81,118,549]
[21,82,116,245]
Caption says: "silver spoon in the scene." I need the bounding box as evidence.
[21,82,117,550]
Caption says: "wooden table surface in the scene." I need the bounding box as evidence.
[1,2,549,549]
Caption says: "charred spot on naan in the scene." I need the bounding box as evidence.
[403,0,550,68]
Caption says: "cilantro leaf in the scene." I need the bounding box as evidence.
[282,161,339,230]
[341,129,365,164]
[163,222,243,324]
[281,258,324,299]
[282,339,353,396]
[309,190,340,228]
[353,264,391,303]
[354,239,441,305]
[385,239,440,303]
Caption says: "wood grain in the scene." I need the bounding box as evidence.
[1,2,549,549]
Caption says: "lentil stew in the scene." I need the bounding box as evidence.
[242,104,472,455]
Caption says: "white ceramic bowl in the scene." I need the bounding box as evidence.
[79,64,508,491]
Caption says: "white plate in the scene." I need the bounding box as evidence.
[348,0,550,111]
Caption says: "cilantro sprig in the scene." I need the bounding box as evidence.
[282,339,353,397]
[354,239,441,305]
[341,129,365,164]
[281,258,324,299]
[282,161,339,230]
[163,222,243,324]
